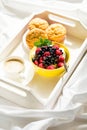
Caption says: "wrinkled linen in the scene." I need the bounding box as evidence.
[0,53,87,130]
[0,0,87,130]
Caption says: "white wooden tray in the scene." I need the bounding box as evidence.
[0,11,87,109]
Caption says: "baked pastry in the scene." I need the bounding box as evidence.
[26,28,48,49]
[28,18,49,30]
[46,23,66,43]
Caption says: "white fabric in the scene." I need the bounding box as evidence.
[0,0,87,130]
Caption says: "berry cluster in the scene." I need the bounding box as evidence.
[32,45,65,69]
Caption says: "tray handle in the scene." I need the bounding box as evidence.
[48,13,76,27]
[0,78,43,109]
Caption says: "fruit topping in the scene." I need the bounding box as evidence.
[36,47,42,54]
[53,45,59,49]
[32,44,66,69]
[34,60,38,65]
[59,55,65,62]
[56,49,62,55]
[44,51,50,56]
[39,63,44,68]
[58,62,64,67]
[47,65,55,69]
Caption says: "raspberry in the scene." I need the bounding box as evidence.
[44,51,50,56]
[39,63,44,68]
[58,62,64,67]
[59,55,65,62]
[47,65,55,69]
[53,45,59,49]
[56,49,62,55]
[43,56,46,60]
[34,60,38,65]
[39,57,43,63]
[36,47,42,54]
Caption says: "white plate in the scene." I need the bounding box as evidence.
[22,30,30,54]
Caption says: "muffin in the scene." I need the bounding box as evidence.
[46,23,66,43]
[26,28,48,49]
[28,18,49,30]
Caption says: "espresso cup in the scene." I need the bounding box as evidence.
[3,56,34,84]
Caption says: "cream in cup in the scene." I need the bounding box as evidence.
[3,56,25,82]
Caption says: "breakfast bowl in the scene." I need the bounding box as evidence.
[29,43,70,78]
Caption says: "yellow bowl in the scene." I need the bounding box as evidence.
[29,44,70,77]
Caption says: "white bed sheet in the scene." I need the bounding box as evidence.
[0,0,87,130]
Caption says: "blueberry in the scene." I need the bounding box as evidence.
[56,55,59,58]
[36,54,41,61]
[60,49,63,54]
[41,46,47,52]
[32,58,36,62]
[50,48,56,55]
[54,58,58,64]
[42,50,45,54]
[51,57,54,62]
[47,46,52,51]
[47,55,51,60]
[52,53,56,57]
